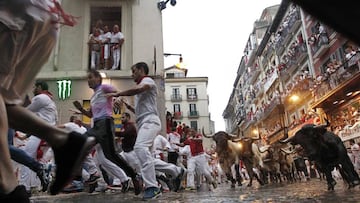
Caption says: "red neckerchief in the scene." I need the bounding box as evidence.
[136,76,149,84]
[41,90,54,100]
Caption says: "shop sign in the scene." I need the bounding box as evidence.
[57,79,72,100]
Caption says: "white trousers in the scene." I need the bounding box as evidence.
[120,150,142,175]
[111,48,120,69]
[94,144,129,183]
[186,154,213,188]
[134,115,161,188]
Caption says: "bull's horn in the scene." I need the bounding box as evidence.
[314,118,330,129]
[280,148,296,154]
[202,127,214,138]
[279,135,292,144]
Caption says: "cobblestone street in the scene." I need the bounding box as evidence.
[30,179,360,203]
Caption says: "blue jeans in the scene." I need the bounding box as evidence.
[8,128,41,172]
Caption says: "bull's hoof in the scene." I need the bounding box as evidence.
[327,181,336,191]
[348,180,360,189]
[247,183,252,187]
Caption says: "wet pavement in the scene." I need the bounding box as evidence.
[30,179,360,203]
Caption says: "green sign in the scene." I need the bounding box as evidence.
[57,80,72,100]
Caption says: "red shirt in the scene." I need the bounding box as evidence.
[184,134,204,156]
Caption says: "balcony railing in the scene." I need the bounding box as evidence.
[188,111,199,118]
[88,42,122,70]
[173,111,183,119]
[312,53,360,103]
[171,94,182,102]
[310,33,329,58]
[187,94,198,101]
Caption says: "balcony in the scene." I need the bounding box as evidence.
[88,42,122,70]
[263,71,278,93]
[187,94,198,101]
[288,8,301,34]
[310,34,329,59]
[188,111,199,118]
[171,94,182,102]
[173,111,183,120]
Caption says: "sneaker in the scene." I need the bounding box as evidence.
[85,173,100,184]
[88,182,98,193]
[142,187,161,200]
[37,164,50,192]
[94,185,107,193]
[62,180,84,193]
[132,175,143,195]
[173,168,185,192]
[49,133,96,195]
[121,180,130,193]
[185,187,196,191]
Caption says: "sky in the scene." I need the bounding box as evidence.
[162,0,282,132]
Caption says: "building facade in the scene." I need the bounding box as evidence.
[33,0,167,133]
[223,1,360,146]
[164,65,214,149]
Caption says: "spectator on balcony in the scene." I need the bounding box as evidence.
[345,45,358,60]
[101,25,112,70]
[110,25,124,70]
[95,20,104,35]
[316,23,328,45]
[88,28,102,70]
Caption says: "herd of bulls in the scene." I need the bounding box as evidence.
[203,120,360,191]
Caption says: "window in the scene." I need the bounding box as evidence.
[173,104,182,119]
[166,73,175,78]
[173,104,181,112]
[187,88,197,96]
[190,121,198,131]
[172,88,180,96]
[171,88,182,101]
[187,88,197,100]
[189,104,197,112]
[89,7,122,70]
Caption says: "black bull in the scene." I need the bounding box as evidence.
[281,123,360,190]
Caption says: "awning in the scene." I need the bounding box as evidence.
[311,72,360,110]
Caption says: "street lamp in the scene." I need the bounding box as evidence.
[158,0,177,11]
[289,94,300,103]
[164,53,185,68]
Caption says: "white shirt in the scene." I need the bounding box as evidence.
[167,132,181,152]
[178,145,192,158]
[135,77,159,123]
[63,122,87,134]
[110,31,124,47]
[101,31,111,43]
[27,94,58,125]
[152,135,171,158]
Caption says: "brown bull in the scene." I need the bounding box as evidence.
[203,129,264,187]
